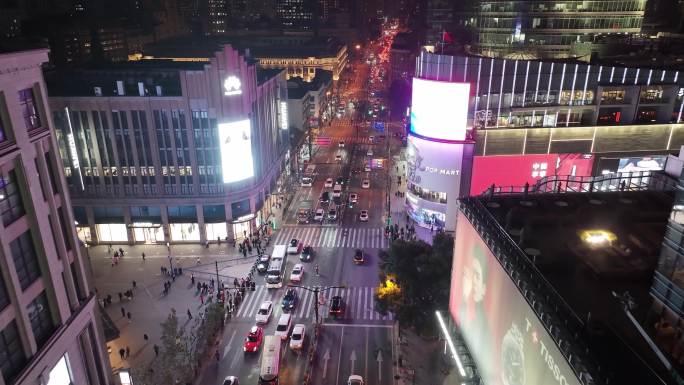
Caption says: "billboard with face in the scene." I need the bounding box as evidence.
[218,119,254,183]
[410,78,470,141]
[450,212,581,385]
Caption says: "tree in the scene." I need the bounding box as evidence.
[375,233,454,335]
[130,308,195,385]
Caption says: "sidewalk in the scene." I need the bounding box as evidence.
[395,326,460,385]
[387,144,433,244]
[87,241,263,374]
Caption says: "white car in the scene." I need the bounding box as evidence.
[222,376,239,385]
[349,193,358,203]
[290,324,306,350]
[364,164,371,172]
[359,210,369,222]
[274,313,293,340]
[339,141,345,148]
[255,301,273,324]
[362,179,370,189]
[290,264,304,282]
[314,208,325,222]
[367,149,373,157]
[324,178,334,188]
[348,375,364,385]
[287,238,300,254]
[328,208,337,220]
[335,154,342,162]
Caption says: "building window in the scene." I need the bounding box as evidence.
[11,231,41,290]
[0,114,6,143]
[19,88,41,130]
[27,292,56,348]
[0,320,27,384]
[0,170,25,226]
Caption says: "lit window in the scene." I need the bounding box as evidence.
[46,354,72,385]
[0,170,25,226]
[18,88,41,130]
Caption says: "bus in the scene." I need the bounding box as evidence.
[301,165,316,187]
[266,245,288,289]
[259,336,281,385]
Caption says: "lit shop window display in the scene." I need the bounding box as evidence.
[170,223,200,241]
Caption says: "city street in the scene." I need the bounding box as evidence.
[87,26,404,385]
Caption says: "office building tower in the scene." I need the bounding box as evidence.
[0,48,110,385]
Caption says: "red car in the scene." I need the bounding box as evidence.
[243,326,264,353]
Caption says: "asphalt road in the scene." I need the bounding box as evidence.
[197,34,398,385]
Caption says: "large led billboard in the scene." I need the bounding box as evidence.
[406,134,467,231]
[450,212,581,385]
[410,78,469,141]
[470,154,594,195]
[218,119,254,183]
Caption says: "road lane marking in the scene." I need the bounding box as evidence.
[321,323,393,328]
[335,326,345,385]
[222,330,236,358]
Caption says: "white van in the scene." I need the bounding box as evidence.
[274,313,292,340]
[332,184,342,198]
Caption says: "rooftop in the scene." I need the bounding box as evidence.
[287,69,333,99]
[141,36,345,60]
[465,186,677,384]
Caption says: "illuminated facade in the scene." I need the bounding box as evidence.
[276,0,314,29]
[464,0,646,59]
[47,45,290,245]
[0,49,111,385]
[258,44,348,81]
[414,52,684,194]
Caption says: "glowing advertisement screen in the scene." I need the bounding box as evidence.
[410,78,469,141]
[470,154,594,195]
[218,120,254,183]
[450,212,581,385]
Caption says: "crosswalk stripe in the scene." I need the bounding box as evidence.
[298,289,309,318]
[304,288,314,318]
[237,286,257,317]
[355,288,363,318]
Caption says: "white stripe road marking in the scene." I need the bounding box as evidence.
[241,285,263,317]
[351,228,357,246]
[356,288,363,318]
[363,287,370,319]
[299,289,310,318]
[304,287,314,318]
[247,286,268,317]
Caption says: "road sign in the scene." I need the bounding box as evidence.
[315,136,332,146]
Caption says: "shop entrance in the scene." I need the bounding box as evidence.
[132,224,164,244]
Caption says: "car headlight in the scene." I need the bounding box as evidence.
[244,346,247,352]
[253,346,258,352]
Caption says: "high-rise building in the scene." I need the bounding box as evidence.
[0,49,111,385]
[46,44,291,245]
[438,0,647,59]
[276,0,314,29]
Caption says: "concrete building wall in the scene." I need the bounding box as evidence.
[0,49,110,385]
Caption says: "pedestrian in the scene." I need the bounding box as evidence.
[160,266,164,275]
[120,307,126,318]
[119,348,125,360]
[144,334,149,342]
[142,252,146,261]
[315,264,320,276]
[125,346,130,359]
[187,309,192,320]
[127,311,132,323]
[196,257,201,265]
[132,280,137,289]
[153,344,159,357]
[191,273,195,285]
[215,348,220,362]
[197,281,201,292]
[200,294,204,305]
[217,236,221,245]
[118,292,123,302]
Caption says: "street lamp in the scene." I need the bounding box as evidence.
[288,284,345,324]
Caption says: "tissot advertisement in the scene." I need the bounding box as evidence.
[406,134,467,231]
[450,212,581,385]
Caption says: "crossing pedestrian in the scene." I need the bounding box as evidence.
[120,306,125,317]
[118,348,125,360]
[125,346,130,359]
[200,294,204,305]
[187,309,192,320]
[153,344,159,357]
[118,292,123,302]
[132,280,137,289]
[191,273,195,285]
[144,334,149,342]
[315,264,320,276]
[142,252,146,261]
[127,311,132,323]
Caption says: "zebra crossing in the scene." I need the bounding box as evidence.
[330,136,376,145]
[273,226,388,249]
[233,285,393,322]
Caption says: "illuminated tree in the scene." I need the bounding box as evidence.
[375,233,454,335]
